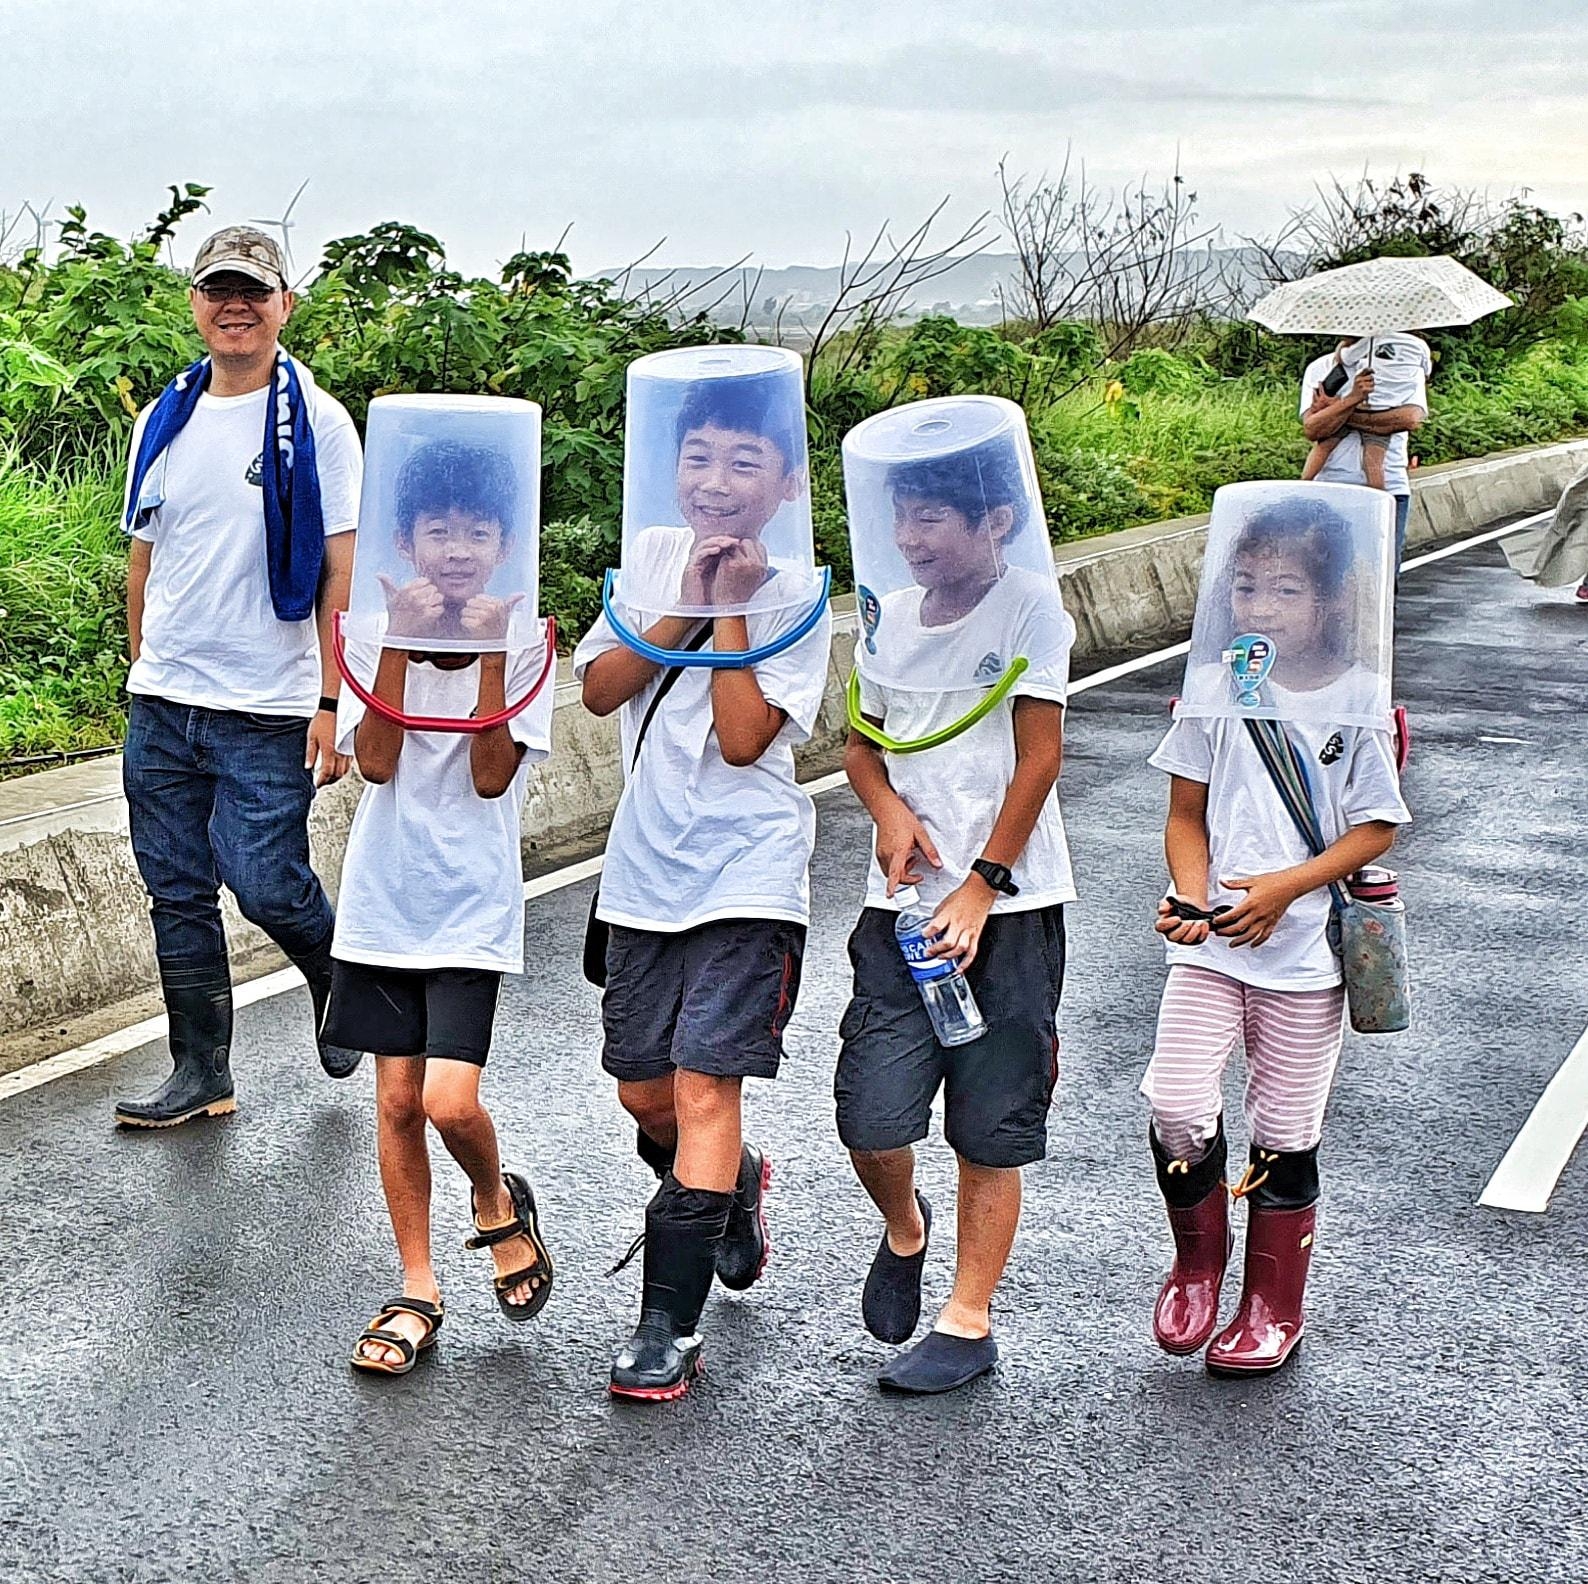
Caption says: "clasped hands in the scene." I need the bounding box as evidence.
[1154,870,1303,950]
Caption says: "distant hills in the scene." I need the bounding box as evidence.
[595,247,1289,331]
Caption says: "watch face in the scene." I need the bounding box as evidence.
[975,860,1013,893]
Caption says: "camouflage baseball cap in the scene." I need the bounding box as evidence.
[191,226,287,289]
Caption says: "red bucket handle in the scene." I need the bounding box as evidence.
[332,610,558,735]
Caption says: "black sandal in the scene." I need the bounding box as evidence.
[465,1171,554,1322]
[350,1295,444,1377]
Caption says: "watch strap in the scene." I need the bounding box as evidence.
[972,858,1019,897]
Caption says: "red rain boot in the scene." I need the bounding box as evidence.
[1149,1122,1232,1356]
[1206,1143,1319,1376]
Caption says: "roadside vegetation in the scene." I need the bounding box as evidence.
[3,171,1587,763]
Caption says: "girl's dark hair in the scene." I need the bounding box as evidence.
[885,434,1030,539]
[396,441,519,539]
[1231,499,1354,598]
[675,372,804,472]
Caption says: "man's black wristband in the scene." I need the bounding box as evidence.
[317,695,338,715]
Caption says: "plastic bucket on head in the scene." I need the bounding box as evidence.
[840,395,1069,751]
[336,394,554,731]
[603,344,828,668]
[1173,480,1395,731]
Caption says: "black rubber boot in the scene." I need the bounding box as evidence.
[635,1124,677,1181]
[715,1144,772,1291]
[115,961,236,1129]
[610,1176,730,1402]
[288,938,363,1080]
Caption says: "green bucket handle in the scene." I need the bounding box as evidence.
[844,657,1030,755]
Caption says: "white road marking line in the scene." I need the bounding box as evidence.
[1479,1025,1588,1213]
[1478,736,1527,745]
[1,510,1548,1103]
[1399,511,1549,568]
[0,967,305,1104]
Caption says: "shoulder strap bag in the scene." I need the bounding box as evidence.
[1244,719,1411,1035]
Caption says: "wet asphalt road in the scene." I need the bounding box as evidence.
[2,541,1586,1584]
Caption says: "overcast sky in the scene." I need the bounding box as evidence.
[4,0,1586,279]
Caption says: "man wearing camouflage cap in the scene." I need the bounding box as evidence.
[115,226,364,1128]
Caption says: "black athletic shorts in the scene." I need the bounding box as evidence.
[322,960,503,1067]
[834,904,1066,1169]
[600,918,805,1083]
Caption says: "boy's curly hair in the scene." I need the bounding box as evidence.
[395,441,520,540]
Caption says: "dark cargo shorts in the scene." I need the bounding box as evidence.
[834,904,1066,1169]
[601,917,806,1083]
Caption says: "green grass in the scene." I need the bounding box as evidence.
[0,440,129,760]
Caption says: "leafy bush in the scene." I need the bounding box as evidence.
[1114,347,1215,397]
[1032,443,1153,540]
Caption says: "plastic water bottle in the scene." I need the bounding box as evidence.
[893,888,987,1047]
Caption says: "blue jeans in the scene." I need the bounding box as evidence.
[123,696,334,971]
[1393,493,1410,571]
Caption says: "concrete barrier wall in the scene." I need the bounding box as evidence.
[3,438,1583,1047]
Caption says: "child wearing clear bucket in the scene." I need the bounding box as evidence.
[1143,488,1409,1375]
[325,436,556,1376]
[836,412,1075,1395]
[576,357,832,1401]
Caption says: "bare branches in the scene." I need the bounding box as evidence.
[611,243,757,326]
[786,198,995,382]
[997,151,1084,333]
[997,151,1224,361]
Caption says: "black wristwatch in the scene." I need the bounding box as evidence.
[971,858,1019,897]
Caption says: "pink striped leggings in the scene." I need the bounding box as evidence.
[1141,964,1346,1162]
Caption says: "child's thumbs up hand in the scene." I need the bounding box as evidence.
[461,592,524,640]
[379,574,443,636]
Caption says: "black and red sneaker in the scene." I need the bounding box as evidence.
[610,1311,704,1402]
[715,1145,771,1291]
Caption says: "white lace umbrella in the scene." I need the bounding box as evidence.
[1248,255,1512,337]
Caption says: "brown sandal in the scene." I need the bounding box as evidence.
[350,1296,444,1376]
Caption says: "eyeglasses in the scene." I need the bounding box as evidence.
[197,282,278,304]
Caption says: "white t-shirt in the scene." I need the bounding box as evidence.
[855,568,1078,916]
[1341,334,1432,410]
[572,525,833,933]
[124,367,362,716]
[1149,716,1410,991]
[1300,343,1429,496]
[331,640,554,973]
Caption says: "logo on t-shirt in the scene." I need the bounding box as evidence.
[974,652,1005,683]
[1320,731,1344,765]
[245,451,264,488]
[857,586,881,655]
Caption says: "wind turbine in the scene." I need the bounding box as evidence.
[249,178,310,272]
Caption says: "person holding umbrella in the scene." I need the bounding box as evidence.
[1250,256,1512,568]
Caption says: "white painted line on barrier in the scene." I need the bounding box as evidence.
[1479,1025,1588,1213]
[0,510,1548,1103]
